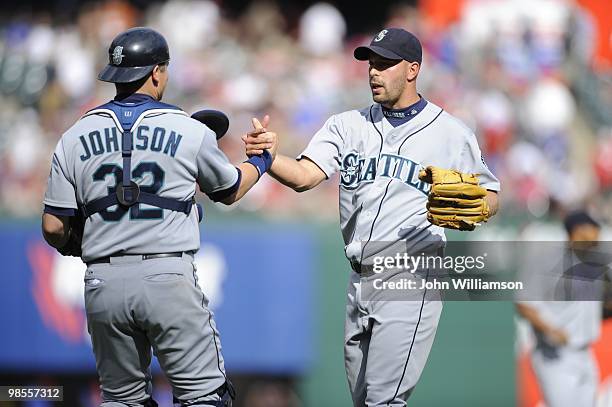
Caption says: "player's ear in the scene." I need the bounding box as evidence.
[151,64,166,85]
[407,61,420,82]
[150,66,160,86]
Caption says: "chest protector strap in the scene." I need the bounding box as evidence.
[79,99,196,220]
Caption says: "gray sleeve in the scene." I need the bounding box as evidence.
[43,139,77,209]
[196,128,240,199]
[459,133,500,191]
[298,114,344,178]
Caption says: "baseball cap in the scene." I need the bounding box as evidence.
[354,28,422,63]
[563,210,600,234]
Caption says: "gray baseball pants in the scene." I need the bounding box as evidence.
[531,343,598,407]
[344,269,443,406]
[84,253,227,406]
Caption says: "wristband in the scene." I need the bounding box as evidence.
[245,150,273,178]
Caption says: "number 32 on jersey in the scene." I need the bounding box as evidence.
[92,162,164,221]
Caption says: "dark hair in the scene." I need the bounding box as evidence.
[114,63,168,95]
[563,210,600,234]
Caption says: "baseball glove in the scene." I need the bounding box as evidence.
[191,109,230,139]
[418,166,490,231]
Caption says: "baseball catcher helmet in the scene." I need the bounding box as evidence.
[98,27,170,84]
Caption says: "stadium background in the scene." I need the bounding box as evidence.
[0,0,610,405]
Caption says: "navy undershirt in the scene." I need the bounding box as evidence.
[381,97,428,127]
[114,93,156,103]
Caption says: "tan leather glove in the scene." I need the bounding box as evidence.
[418,166,490,231]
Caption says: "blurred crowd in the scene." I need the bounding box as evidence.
[0,0,610,226]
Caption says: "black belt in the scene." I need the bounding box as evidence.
[87,252,187,266]
[351,248,446,274]
[350,260,374,275]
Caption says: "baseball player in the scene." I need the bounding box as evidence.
[41,27,275,406]
[244,28,500,406]
[516,211,609,407]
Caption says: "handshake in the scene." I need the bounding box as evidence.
[191,110,278,161]
[241,115,279,162]
[191,109,279,176]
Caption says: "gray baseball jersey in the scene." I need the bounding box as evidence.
[43,94,238,405]
[301,99,499,263]
[520,248,609,347]
[300,98,500,406]
[44,103,238,262]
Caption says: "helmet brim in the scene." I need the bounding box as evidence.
[97,64,156,83]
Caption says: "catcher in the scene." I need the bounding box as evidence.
[41,27,274,406]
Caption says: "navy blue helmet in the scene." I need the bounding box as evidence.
[98,27,170,83]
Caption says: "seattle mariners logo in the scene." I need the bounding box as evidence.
[340,152,361,188]
[374,30,388,42]
[112,46,125,65]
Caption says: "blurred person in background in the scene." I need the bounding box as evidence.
[516,210,611,407]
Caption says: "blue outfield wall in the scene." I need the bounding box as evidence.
[0,222,314,374]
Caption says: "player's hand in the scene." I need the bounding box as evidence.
[545,327,569,346]
[242,115,278,160]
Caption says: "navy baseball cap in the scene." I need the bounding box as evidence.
[354,28,422,63]
[563,210,600,234]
